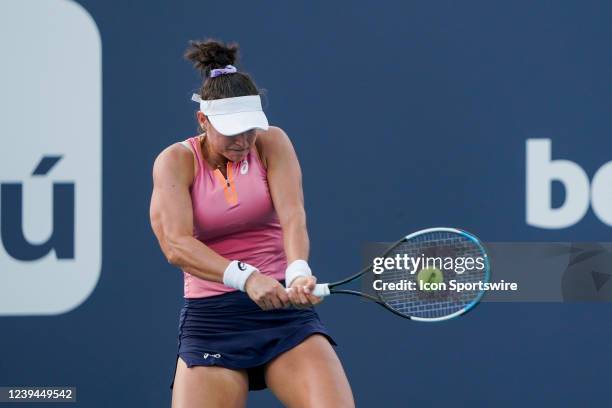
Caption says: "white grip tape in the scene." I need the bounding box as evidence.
[284,283,330,298]
[313,283,330,297]
[223,260,257,291]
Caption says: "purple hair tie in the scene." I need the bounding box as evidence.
[210,64,237,78]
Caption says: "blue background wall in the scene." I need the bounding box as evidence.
[2,1,612,406]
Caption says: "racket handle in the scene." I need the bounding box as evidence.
[312,283,330,297]
[285,283,331,297]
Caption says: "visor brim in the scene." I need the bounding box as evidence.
[208,111,269,136]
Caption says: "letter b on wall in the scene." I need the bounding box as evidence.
[0,0,102,315]
[526,139,612,229]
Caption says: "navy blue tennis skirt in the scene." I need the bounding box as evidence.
[169,285,337,391]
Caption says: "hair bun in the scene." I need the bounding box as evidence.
[184,39,239,76]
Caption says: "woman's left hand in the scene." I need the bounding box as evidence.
[287,275,323,308]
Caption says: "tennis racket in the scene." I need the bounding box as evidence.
[312,227,490,322]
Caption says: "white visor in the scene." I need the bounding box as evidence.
[191,94,269,136]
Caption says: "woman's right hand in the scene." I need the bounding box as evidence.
[245,271,291,310]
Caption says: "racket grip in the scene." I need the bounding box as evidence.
[312,283,330,297]
[284,283,331,297]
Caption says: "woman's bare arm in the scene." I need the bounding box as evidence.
[260,127,321,306]
[260,127,309,264]
[149,144,229,282]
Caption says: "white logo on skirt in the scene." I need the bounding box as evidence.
[240,159,248,175]
[203,353,221,359]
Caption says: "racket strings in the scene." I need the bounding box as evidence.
[376,231,488,319]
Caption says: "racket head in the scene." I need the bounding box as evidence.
[372,227,490,322]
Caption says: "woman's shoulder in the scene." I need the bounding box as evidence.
[153,136,199,184]
[257,126,289,145]
[255,126,293,166]
[257,125,295,150]
[156,136,198,164]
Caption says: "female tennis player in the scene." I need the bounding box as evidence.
[150,39,354,407]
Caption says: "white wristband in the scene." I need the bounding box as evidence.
[223,260,258,291]
[285,259,312,288]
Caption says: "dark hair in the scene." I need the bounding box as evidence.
[185,38,260,101]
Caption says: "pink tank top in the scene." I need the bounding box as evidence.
[181,135,286,298]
